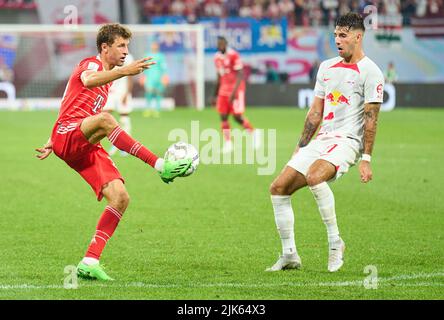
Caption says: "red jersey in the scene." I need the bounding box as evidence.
[214,48,246,97]
[55,56,112,130]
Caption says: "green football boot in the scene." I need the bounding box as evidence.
[77,262,114,281]
[159,158,192,184]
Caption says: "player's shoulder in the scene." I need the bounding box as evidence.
[78,55,102,71]
[214,50,224,60]
[213,51,221,60]
[227,47,240,58]
[359,56,383,76]
[319,56,343,70]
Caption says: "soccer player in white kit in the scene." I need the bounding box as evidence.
[267,13,385,272]
[104,53,134,156]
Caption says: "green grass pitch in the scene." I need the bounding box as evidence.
[0,107,443,299]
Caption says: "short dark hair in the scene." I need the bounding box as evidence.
[335,12,365,32]
[217,36,227,43]
[96,23,132,53]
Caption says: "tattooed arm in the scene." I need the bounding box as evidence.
[293,96,324,155]
[359,102,381,183]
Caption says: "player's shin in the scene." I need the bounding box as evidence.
[83,206,123,263]
[107,126,159,168]
[309,182,340,244]
[241,118,254,133]
[221,120,231,142]
[271,195,297,255]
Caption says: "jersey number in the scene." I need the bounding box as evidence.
[92,94,105,113]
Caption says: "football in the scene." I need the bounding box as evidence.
[164,141,200,176]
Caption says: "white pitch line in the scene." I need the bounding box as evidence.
[0,272,443,290]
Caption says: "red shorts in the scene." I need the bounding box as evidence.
[51,119,124,201]
[217,90,245,115]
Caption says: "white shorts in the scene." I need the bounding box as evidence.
[103,93,132,114]
[287,135,360,181]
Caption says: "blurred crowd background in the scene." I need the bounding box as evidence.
[1,0,443,26]
[139,0,443,26]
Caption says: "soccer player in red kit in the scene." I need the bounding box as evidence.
[212,36,259,153]
[35,24,191,281]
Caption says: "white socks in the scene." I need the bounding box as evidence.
[154,158,165,172]
[309,182,340,244]
[271,195,297,255]
[82,257,99,266]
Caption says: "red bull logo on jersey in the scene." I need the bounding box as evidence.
[326,90,351,106]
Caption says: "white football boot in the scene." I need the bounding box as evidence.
[266,253,302,272]
[328,238,346,272]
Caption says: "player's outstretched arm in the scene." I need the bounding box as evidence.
[81,58,156,89]
[35,138,53,160]
[293,96,324,155]
[359,102,381,183]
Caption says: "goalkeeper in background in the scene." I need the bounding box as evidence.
[140,41,169,118]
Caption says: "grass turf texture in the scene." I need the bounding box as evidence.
[0,107,443,300]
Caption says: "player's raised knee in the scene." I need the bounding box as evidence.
[98,112,118,131]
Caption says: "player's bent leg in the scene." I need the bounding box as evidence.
[81,112,119,144]
[270,165,307,196]
[233,114,253,132]
[306,160,345,272]
[305,159,336,187]
[82,113,162,171]
[267,166,307,271]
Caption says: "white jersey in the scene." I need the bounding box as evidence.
[314,56,384,150]
[109,53,134,97]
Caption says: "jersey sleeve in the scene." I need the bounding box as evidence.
[364,66,385,104]
[313,62,326,99]
[232,52,243,71]
[76,59,100,83]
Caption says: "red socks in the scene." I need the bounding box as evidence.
[108,126,158,167]
[221,120,231,141]
[85,206,122,260]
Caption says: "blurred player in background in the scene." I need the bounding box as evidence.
[35,24,191,281]
[140,41,169,118]
[384,61,398,84]
[104,53,134,156]
[212,36,259,153]
[267,13,384,273]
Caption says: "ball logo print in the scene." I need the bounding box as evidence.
[164,142,200,177]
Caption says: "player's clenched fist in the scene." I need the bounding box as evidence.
[122,57,156,76]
